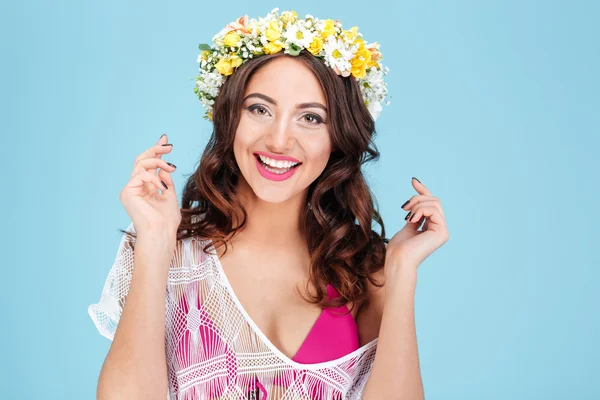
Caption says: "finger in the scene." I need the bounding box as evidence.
[406,205,446,227]
[401,194,439,210]
[157,167,176,198]
[412,177,433,197]
[403,198,445,219]
[130,170,169,193]
[407,200,444,220]
[155,133,173,160]
[131,157,177,178]
[133,134,173,166]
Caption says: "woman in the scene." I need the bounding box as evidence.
[89,9,449,400]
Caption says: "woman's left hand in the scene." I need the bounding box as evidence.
[385,177,450,273]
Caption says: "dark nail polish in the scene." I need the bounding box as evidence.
[401,200,409,209]
[161,180,168,190]
[405,212,411,220]
[159,133,166,140]
[412,177,421,183]
[166,162,177,168]
[162,143,173,147]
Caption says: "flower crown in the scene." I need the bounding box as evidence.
[194,8,390,122]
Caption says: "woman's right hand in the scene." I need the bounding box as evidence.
[119,133,181,237]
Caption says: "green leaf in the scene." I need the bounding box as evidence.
[198,43,212,51]
[287,43,302,56]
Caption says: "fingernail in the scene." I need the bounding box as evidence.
[161,180,168,190]
[405,212,411,221]
[159,133,166,140]
[401,200,409,209]
[166,162,177,168]
[412,177,421,183]
[161,143,173,147]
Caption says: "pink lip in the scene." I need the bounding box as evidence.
[253,151,302,163]
[255,156,301,182]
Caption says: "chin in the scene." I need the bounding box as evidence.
[249,185,300,204]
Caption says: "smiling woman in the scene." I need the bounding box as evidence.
[88,8,432,400]
[188,48,387,311]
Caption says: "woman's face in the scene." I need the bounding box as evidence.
[233,56,332,204]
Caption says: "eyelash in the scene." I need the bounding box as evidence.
[245,105,325,125]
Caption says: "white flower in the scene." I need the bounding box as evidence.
[313,19,325,32]
[357,66,389,120]
[322,36,356,76]
[196,70,224,99]
[283,22,315,49]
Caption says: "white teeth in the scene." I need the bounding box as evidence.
[262,164,290,174]
[257,154,299,169]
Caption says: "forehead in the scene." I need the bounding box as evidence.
[244,57,326,104]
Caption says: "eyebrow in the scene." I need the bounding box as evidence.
[243,93,327,113]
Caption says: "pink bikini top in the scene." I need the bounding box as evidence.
[292,283,359,363]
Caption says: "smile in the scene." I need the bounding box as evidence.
[254,153,302,181]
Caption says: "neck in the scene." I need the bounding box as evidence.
[231,176,308,248]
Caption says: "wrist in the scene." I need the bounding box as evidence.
[136,232,177,259]
[384,259,418,287]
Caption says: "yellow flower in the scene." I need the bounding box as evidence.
[215,54,243,76]
[321,19,336,39]
[262,19,284,54]
[224,31,241,48]
[215,58,233,76]
[280,10,298,27]
[343,26,359,42]
[307,36,323,55]
[230,53,243,68]
[263,41,283,54]
[265,20,283,42]
[351,47,372,79]
[200,50,211,61]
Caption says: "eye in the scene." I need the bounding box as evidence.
[246,104,270,116]
[302,113,325,125]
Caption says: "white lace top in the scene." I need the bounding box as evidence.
[88,222,379,399]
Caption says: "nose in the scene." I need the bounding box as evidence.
[265,115,295,153]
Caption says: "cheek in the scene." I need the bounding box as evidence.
[233,119,258,157]
[304,138,332,173]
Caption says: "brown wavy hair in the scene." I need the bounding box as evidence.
[122,49,389,312]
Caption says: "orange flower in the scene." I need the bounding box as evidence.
[224,15,252,35]
[366,42,382,64]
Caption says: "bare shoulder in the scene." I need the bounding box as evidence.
[355,266,387,346]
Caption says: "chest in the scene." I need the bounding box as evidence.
[214,245,359,360]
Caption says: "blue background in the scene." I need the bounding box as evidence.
[2,0,598,399]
